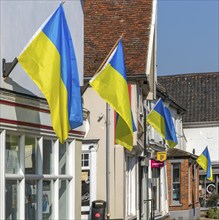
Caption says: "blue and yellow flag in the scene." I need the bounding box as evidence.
[89,39,133,151]
[116,111,137,149]
[146,98,178,148]
[18,4,83,143]
[196,147,213,181]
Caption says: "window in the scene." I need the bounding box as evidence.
[81,145,90,213]
[6,180,19,219]
[81,152,89,168]
[3,132,74,220]
[5,134,19,174]
[188,164,191,204]
[152,168,161,212]
[172,163,181,204]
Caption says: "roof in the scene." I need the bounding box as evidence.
[167,148,197,159]
[158,72,219,123]
[84,0,153,77]
[156,83,186,115]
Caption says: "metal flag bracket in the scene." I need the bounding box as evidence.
[2,58,18,78]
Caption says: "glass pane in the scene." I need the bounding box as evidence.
[6,180,19,219]
[25,180,37,219]
[43,140,53,174]
[81,170,90,207]
[25,137,37,174]
[59,143,66,174]
[59,180,67,219]
[84,161,89,167]
[6,134,19,174]
[173,183,180,201]
[173,164,180,183]
[82,153,89,168]
[43,181,52,220]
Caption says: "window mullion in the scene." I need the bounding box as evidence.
[19,135,25,219]
[68,140,75,220]
[37,137,43,220]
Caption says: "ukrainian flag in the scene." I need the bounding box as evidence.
[116,111,137,143]
[197,147,213,181]
[18,4,83,143]
[146,98,178,148]
[89,39,133,151]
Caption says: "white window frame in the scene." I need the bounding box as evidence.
[171,160,182,205]
[81,143,97,215]
[1,130,75,220]
[152,167,161,213]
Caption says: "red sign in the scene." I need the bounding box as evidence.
[151,159,164,168]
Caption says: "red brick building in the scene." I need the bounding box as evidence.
[166,148,200,220]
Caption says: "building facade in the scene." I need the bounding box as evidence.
[166,148,200,220]
[158,72,219,206]
[82,1,164,219]
[0,1,86,219]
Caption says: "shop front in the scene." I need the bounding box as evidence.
[0,89,88,219]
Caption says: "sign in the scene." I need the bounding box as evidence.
[151,159,164,168]
[206,184,216,194]
[157,151,167,161]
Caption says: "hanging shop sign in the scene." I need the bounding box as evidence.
[151,159,164,168]
[157,151,167,162]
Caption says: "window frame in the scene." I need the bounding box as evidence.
[2,130,75,220]
[171,160,182,205]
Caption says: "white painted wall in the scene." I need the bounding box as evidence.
[0,0,84,96]
[184,126,219,162]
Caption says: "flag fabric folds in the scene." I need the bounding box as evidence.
[196,147,213,181]
[115,111,137,148]
[89,39,134,151]
[18,4,83,143]
[146,98,178,148]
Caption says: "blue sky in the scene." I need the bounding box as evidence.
[157,0,219,76]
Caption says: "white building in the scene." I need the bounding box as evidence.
[0,1,88,219]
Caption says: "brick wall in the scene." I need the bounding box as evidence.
[167,159,200,211]
[84,0,152,77]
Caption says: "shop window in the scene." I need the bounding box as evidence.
[43,181,52,220]
[25,137,37,174]
[5,180,19,219]
[59,143,66,175]
[43,139,53,174]
[59,180,67,219]
[172,163,181,204]
[4,133,74,220]
[81,146,90,212]
[6,134,19,174]
[25,180,37,219]
[152,168,161,212]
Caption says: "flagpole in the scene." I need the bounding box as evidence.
[106,102,110,219]
[104,35,123,219]
[81,34,123,95]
